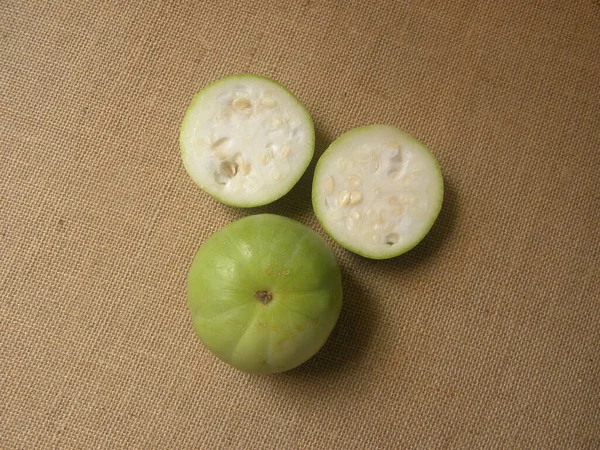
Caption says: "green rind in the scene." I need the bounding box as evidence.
[179,74,315,208]
[312,124,444,260]
[187,214,342,374]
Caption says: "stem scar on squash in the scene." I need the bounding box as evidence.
[254,290,273,304]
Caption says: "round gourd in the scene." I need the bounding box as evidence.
[187,214,342,374]
[180,74,315,207]
[312,125,443,259]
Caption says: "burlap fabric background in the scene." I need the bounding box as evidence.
[2,0,599,448]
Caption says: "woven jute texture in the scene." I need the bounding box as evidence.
[2,0,599,448]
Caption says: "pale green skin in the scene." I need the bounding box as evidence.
[187,214,343,374]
